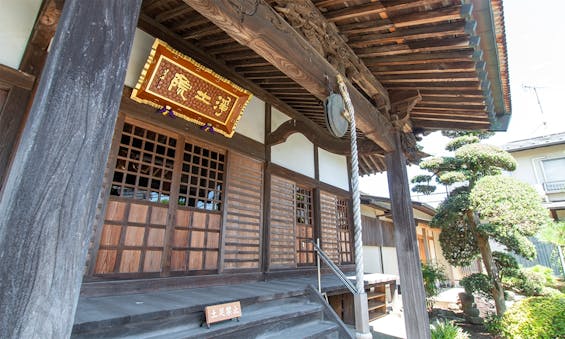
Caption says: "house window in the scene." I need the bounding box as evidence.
[296,186,315,265]
[110,122,176,203]
[542,157,565,192]
[178,142,225,211]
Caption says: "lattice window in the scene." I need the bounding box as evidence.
[110,122,176,203]
[178,142,225,211]
[296,186,315,265]
[337,199,353,264]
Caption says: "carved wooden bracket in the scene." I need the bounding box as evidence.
[389,90,421,133]
[388,90,427,163]
[267,119,383,155]
[272,0,390,111]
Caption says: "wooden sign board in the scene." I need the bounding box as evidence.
[204,301,242,328]
[131,39,252,138]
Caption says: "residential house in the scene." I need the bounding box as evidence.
[502,132,565,273]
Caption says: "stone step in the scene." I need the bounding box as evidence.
[72,289,306,337]
[257,320,340,339]
[72,295,324,338]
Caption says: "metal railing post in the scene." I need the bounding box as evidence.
[317,238,322,294]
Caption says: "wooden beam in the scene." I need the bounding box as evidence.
[19,0,62,77]
[412,119,491,130]
[371,61,477,75]
[0,86,31,193]
[356,37,470,58]
[267,119,383,155]
[364,50,475,66]
[0,64,35,90]
[0,1,142,337]
[385,130,430,339]
[182,0,395,152]
[348,21,467,47]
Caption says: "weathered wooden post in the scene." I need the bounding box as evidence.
[385,130,431,339]
[0,0,142,337]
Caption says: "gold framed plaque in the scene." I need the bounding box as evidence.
[132,39,252,138]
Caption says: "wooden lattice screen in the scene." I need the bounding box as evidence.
[93,118,227,276]
[295,186,315,265]
[223,153,263,270]
[95,121,175,275]
[269,175,296,268]
[337,198,353,264]
[320,191,340,262]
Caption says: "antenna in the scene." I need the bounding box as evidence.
[522,84,548,133]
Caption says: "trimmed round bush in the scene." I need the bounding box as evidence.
[501,295,565,338]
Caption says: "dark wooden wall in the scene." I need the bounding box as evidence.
[361,215,394,247]
[0,65,34,192]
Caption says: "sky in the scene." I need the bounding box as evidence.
[360,0,565,202]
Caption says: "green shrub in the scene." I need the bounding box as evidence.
[430,320,470,339]
[503,267,548,296]
[484,313,503,336]
[540,286,563,297]
[525,265,556,286]
[460,273,492,298]
[422,262,447,310]
[501,295,565,338]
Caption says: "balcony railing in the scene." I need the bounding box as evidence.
[543,180,565,193]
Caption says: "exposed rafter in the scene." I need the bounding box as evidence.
[271,0,390,110]
[182,0,395,152]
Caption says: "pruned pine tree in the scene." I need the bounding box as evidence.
[412,132,551,315]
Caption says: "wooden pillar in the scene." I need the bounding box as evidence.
[0,0,142,337]
[385,130,430,339]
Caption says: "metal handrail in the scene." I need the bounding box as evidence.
[310,239,358,295]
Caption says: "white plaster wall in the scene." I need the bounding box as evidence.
[364,246,383,273]
[0,0,42,69]
[124,29,155,88]
[381,247,400,277]
[271,106,291,131]
[271,133,315,178]
[235,96,265,143]
[318,148,350,191]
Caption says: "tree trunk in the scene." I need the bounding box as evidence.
[467,211,506,315]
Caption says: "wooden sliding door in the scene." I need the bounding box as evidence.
[91,118,239,278]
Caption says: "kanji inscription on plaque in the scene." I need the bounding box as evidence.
[204,301,242,328]
[132,39,252,138]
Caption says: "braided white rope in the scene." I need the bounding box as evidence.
[336,74,365,293]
